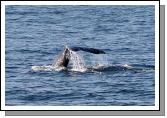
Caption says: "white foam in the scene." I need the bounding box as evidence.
[122,64,133,69]
[31,65,66,71]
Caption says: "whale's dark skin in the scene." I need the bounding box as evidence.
[70,47,106,54]
[52,46,105,67]
[52,48,71,67]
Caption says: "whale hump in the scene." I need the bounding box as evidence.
[70,46,106,54]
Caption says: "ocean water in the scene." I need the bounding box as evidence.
[5,5,155,106]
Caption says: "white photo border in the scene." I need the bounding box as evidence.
[1,1,159,111]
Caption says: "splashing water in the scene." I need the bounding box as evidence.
[31,48,87,72]
[69,50,87,72]
[90,54,109,67]
[31,65,66,71]
[31,48,154,73]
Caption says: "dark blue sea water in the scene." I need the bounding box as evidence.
[5,5,155,106]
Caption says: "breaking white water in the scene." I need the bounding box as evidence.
[31,47,154,73]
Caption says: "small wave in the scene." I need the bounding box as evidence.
[88,64,131,72]
[88,64,154,73]
[130,64,155,69]
[71,68,87,72]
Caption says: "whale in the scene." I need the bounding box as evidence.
[52,46,106,67]
[52,47,71,67]
[70,46,106,54]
